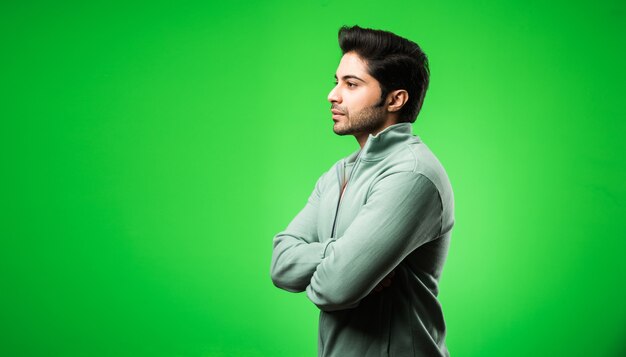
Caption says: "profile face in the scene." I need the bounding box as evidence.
[328,52,387,136]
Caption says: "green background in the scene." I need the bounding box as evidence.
[3,1,625,356]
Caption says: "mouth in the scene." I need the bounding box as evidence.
[331,110,345,120]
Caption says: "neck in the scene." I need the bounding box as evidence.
[355,133,368,149]
[354,117,399,149]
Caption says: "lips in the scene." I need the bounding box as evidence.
[331,109,345,115]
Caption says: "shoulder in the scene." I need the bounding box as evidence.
[408,141,453,196]
[408,140,455,227]
[378,140,454,216]
[373,139,450,181]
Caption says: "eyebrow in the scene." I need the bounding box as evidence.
[334,74,366,83]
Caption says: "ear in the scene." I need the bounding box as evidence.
[386,90,409,113]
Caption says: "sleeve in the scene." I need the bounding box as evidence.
[305,172,443,311]
[270,171,334,293]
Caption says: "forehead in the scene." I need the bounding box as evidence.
[335,52,374,80]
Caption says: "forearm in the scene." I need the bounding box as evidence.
[305,173,443,311]
[270,234,333,292]
[306,236,399,311]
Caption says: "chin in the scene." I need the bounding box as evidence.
[332,123,350,136]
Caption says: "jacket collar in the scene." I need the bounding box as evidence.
[345,122,419,163]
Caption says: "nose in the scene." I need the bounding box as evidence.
[328,85,341,103]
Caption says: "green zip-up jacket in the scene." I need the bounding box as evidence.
[270,122,454,356]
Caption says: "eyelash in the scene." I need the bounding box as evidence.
[333,81,356,88]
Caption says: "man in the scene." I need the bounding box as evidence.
[270,25,454,357]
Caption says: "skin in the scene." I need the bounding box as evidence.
[328,51,410,293]
[328,51,409,149]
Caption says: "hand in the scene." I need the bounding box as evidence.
[371,270,396,294]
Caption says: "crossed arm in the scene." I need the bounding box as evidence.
[270,171,442,311]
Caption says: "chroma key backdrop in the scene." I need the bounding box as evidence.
[2,1,625,356]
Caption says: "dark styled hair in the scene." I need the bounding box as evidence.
[338,25,430,123]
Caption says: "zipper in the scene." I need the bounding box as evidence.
[329,163,343,239]
[330,153,361,238]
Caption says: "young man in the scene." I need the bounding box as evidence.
[270,25,454,357]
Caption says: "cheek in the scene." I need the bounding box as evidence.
[355,92,379,109]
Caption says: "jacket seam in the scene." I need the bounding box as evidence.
[417,175,445,237]
[409,145,418,173]
[410,147,445,237]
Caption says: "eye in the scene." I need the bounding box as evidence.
[332,81,357,88]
